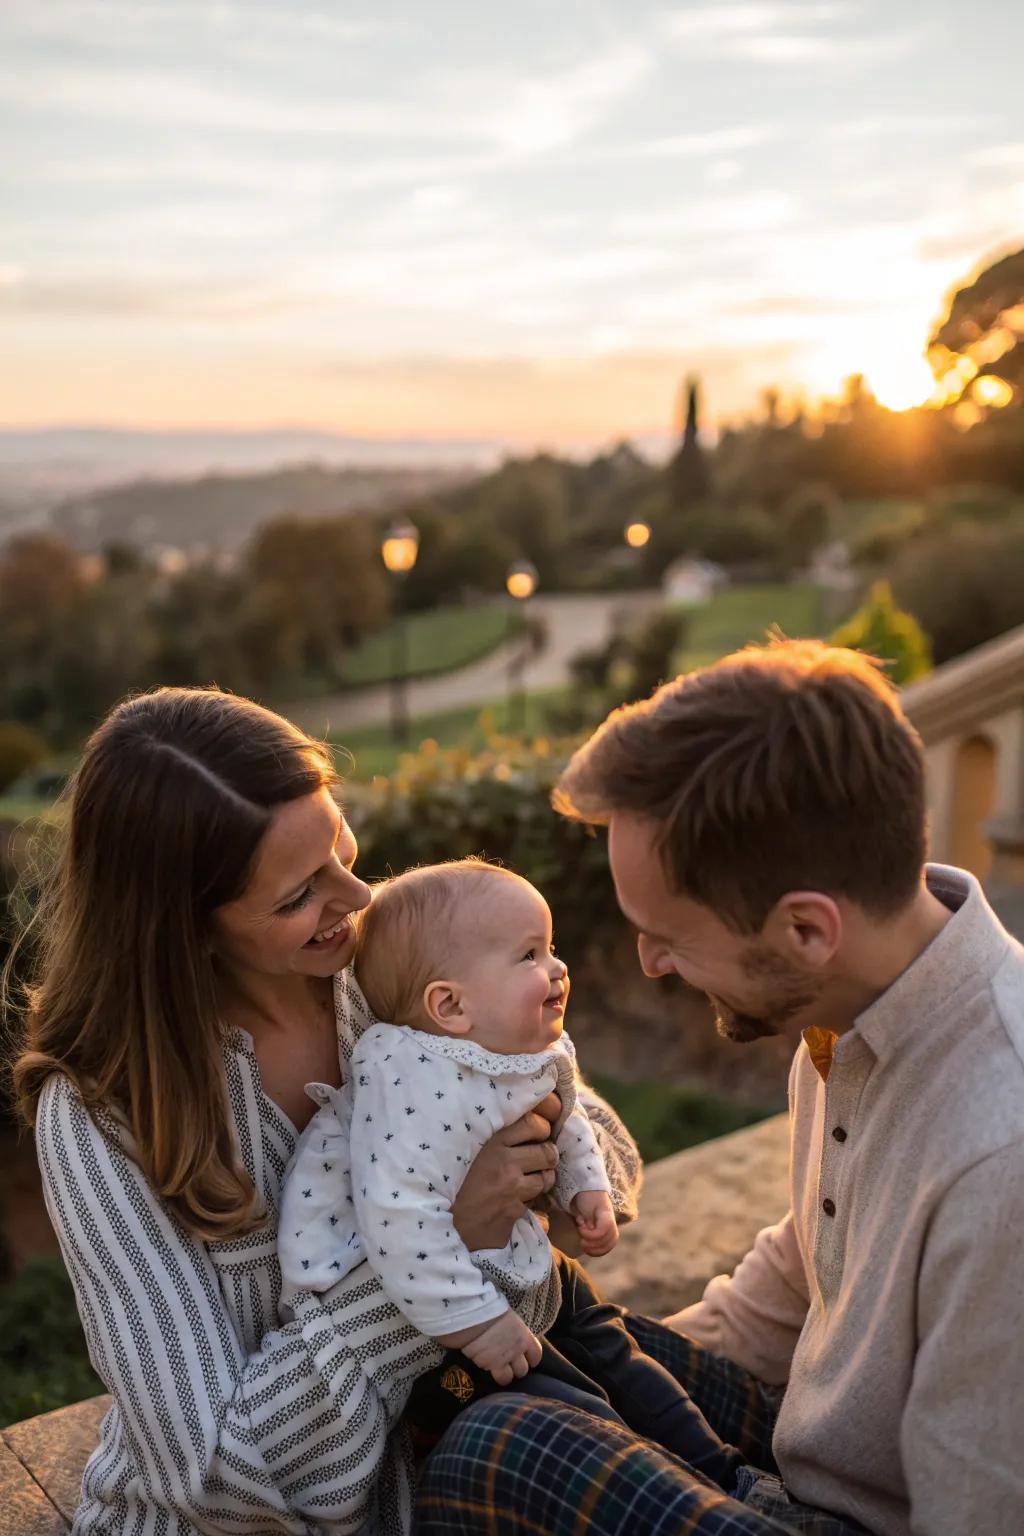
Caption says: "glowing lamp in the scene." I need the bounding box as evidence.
[624,520,651,549]
[381,520,420,574]
[506,560,538,601]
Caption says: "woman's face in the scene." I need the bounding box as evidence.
[212,787,372,981]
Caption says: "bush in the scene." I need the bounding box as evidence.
[0,722,50,794]
[346,733,616,972]
[0,1258,103,1427]
[589,1076,775,1164]
[886,526,1024,664]
[830,581,932,685]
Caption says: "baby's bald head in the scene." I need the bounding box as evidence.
[354,858,525,1027]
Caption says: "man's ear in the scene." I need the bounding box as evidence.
[766,891,842,969]
[423,980,471,1035]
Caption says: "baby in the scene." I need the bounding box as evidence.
[351,858,616,1382]
[279,859,745,1490]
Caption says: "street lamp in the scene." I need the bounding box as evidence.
[505,559,538,735]
[380,520,420,746]
[624,518,651,549]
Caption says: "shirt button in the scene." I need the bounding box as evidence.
[832,1127,847,1143]
[822,1198,836,1217]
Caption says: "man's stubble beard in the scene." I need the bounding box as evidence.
[709,945,822,1045]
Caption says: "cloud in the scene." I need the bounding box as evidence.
[725,294,866,316]
[662,4,851,43]
[0,275,313,321]
[970,143,1024,168]
[637,125,776,158]
[739,33,834,60]
[660,2,916,66]
[614,190,798,237]
[474,43,654,156]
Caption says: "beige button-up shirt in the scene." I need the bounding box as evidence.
[670,865,1024,1536]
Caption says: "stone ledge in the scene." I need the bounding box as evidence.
[0,1115,790,1530]
[589,1112,790,1317]
[1,1396,110,1536]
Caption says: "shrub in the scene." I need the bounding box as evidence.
[830,580,933,685]
[346,733,617,972]
[0,1259,104,1427]
[0,722,50,794]
[886,526,1024,665]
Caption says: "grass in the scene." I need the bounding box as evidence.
[337,604,521,689]
[683,582,825,650]
[332,686,573,780]
[589,1076,778,1165]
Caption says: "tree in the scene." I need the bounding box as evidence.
[929,247,1024,398]
[780,486,834,571]
[669,375,709,508]
[246,514,389,681]
[831,581,932,685]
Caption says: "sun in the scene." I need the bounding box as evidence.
[863,354,936,412]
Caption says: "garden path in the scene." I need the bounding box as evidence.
[282,590,661,736]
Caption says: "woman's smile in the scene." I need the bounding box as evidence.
[303,914,353,949]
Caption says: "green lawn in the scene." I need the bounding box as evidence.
[680,582,826,653]
[333,686,572,780]
[337,604,521,689]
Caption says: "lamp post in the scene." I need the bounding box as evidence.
[380,520,420,746]
[505,559,538,735]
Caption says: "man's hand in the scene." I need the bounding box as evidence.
[572,1189,618,1258]
[451,1092,561,1251]
[459,1311,543,1386]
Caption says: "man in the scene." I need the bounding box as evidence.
[552,637,1024,1535]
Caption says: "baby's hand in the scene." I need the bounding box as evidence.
[460,1311,543,1386]
[572,1190,618,1257]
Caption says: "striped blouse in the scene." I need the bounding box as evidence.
[35,970,642,1536]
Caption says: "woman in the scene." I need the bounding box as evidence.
[10,688,804,1536]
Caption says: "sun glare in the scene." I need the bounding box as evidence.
[863,354,936,412]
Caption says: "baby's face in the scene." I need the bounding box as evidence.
[452,879,569,1053]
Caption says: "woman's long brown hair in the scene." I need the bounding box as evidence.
[7,687,338,1241]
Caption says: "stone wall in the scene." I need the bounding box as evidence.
[0,1114,790,1532]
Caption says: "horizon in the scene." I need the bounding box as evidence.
[3,0,1023,444]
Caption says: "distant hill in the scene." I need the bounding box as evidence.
[45,461,475,554]
[0,426,508,528]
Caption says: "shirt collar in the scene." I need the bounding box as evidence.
[848,863,1011,1067]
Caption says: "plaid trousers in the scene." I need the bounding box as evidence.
[415,1311,868,1536]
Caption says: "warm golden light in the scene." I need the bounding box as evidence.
[953,400,985,432]
[624,520,651,548]
[865,354,936,412]
[381,520,420,574]
[971,375,1014,409]
[506,560,539,600]
[967,325,1016,367]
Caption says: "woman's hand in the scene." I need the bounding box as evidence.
[452,1092,561,1252]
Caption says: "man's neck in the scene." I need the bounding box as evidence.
[792,881,954,1041]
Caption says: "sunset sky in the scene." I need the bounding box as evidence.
[2,0,1023,446]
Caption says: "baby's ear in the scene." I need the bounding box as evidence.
[423,980,471,1035]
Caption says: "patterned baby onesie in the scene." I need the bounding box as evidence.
[279,1025,611,1337]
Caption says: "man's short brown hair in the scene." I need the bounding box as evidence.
[553,638,927,932]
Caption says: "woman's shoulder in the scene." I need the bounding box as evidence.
[35,1070,127,1159]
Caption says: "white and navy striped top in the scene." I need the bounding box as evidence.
[35,971,642,1535]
